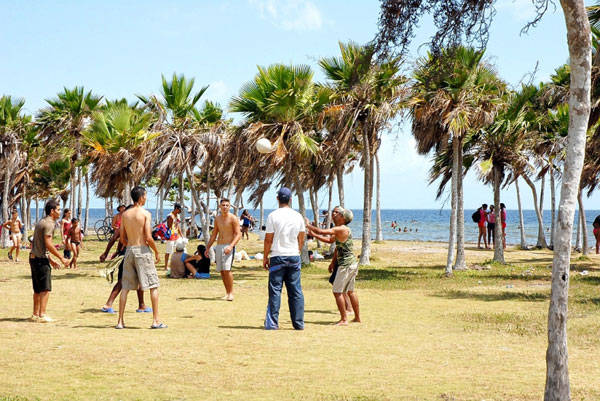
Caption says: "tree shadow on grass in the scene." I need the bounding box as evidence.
[218,325,263,330]
[79,308,107,314]
[357,269,412,281]
[578,276,600,285]
[18,273,81,281]
[72,325,142,330]
[433,290,548,302]
[176,296,223,301]
[305,309,336,315]
[0,317,30,323]
[576,297,600,306]
[480,274,550,282]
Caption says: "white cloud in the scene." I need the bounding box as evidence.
[496,0,539,22]
[249,0,323,31]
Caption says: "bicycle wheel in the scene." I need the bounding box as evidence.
[96,226,110,241]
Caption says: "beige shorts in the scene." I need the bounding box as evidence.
[122,246,160,291]
[215,244,234,272]
[11,232,22,243]
[332,263,358,294]
[165,240,176,254]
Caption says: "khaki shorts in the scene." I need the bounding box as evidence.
[122,246,159,291]
[11,232,22,243]
[215,244,234,272]
[332,263,358,294]
[165,240,176,254]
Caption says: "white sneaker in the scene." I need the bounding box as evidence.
[38,315,55,323]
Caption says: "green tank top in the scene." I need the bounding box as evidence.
[335,227,356,268]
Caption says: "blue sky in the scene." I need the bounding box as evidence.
[2,0,598,211]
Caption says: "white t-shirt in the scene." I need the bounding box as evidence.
[265,207,305,257]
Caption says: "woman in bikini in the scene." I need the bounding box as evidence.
[593,215,600,254]
[60,209,72,261]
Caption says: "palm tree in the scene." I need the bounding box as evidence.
[36,86,102,219]
[82,103,158,202]
[319,41,406,264]
[410,46,503,275]
[230,63,330,264]
[138,73,219,236]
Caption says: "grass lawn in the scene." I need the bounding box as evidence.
[1,234,599,401]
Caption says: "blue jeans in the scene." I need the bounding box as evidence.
[265,256,304,330]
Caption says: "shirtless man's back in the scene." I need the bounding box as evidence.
[205,199,241,301]
[116,186,165,329]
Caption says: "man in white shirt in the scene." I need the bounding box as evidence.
[263,187,305,330]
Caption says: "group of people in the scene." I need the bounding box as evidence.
[474,203,507,250]
[26,186,361,329]
[59,209,83,269]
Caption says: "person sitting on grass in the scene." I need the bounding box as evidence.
[67,218,83,269]
[169,241,202,279]
[305,206,361,326]
[184,244,211,279]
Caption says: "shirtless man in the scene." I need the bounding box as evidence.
[4,207,23,262]
[205,198,241,301]
[68,218,83,269]
[164,203,182,270]
[99,205,126,262]
[116,186,165,329]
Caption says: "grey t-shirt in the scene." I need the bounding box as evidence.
[31,216,55,258]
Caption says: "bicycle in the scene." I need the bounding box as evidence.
[94,216,114,241]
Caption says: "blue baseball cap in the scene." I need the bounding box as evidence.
[277,187,292,202]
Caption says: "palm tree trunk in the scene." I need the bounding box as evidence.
[575,210,582,251]
[189,189,197,238]
[545,3,590,397]
[375,153,383,242]
[70,174,75,214]
[359,127,372,266]
[327,178,333,229]
[445,139,459,276]
[492,164,504,263]
[550,168,557,248]
[84,172,90,234]
[337,164,345,208]
[159,186,165,223]
[454,140,467,270]
[186,166,207,242]
[2,166,13,248]
[515,178,528,250]
[233,188,243,218]
[123,183,132,205]
[539,172,545,223]
[523,174,547,248]
[309,187,321,248]
[77,167,83,220]
[154,187,160,225]
[35,198,39,224]
[178,173,186,236]
[259,197,264,229]
[293,176,310,265]
[578,188,588,255]
[205,164,211,235]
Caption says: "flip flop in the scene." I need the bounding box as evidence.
[150,323,167,329]
[136,307,153,313]
[7,254,12,260]
[101,307,115,314]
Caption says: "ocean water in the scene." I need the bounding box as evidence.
[42,208,599,246]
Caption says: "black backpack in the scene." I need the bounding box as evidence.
[471,209,481,223]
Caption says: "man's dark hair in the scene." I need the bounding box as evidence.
[196,244,206,256]
[71,218,79,224]
[174,203,182,210]
[131,186,146,203]
[482,204,488,208]
[45,200,59,216]
[220,198,230,204]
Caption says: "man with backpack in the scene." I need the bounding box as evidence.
[472,204,489,249]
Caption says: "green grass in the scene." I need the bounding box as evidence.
[1,235,600,400]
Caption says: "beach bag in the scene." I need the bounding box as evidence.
[471,209,481,223]
[152,223,172,240]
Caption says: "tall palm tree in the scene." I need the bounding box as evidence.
[410,46,503,275]
[82,103,158,202]
[230,63,330,264]
[319,41,406,265]
[36,86,102,218]
[138,73,218,235]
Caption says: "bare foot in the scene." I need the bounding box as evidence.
[335,320,348,326]
[351,318,361,323]
[226,294,234,301]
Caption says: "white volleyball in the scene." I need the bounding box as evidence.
[256,138,273,154]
